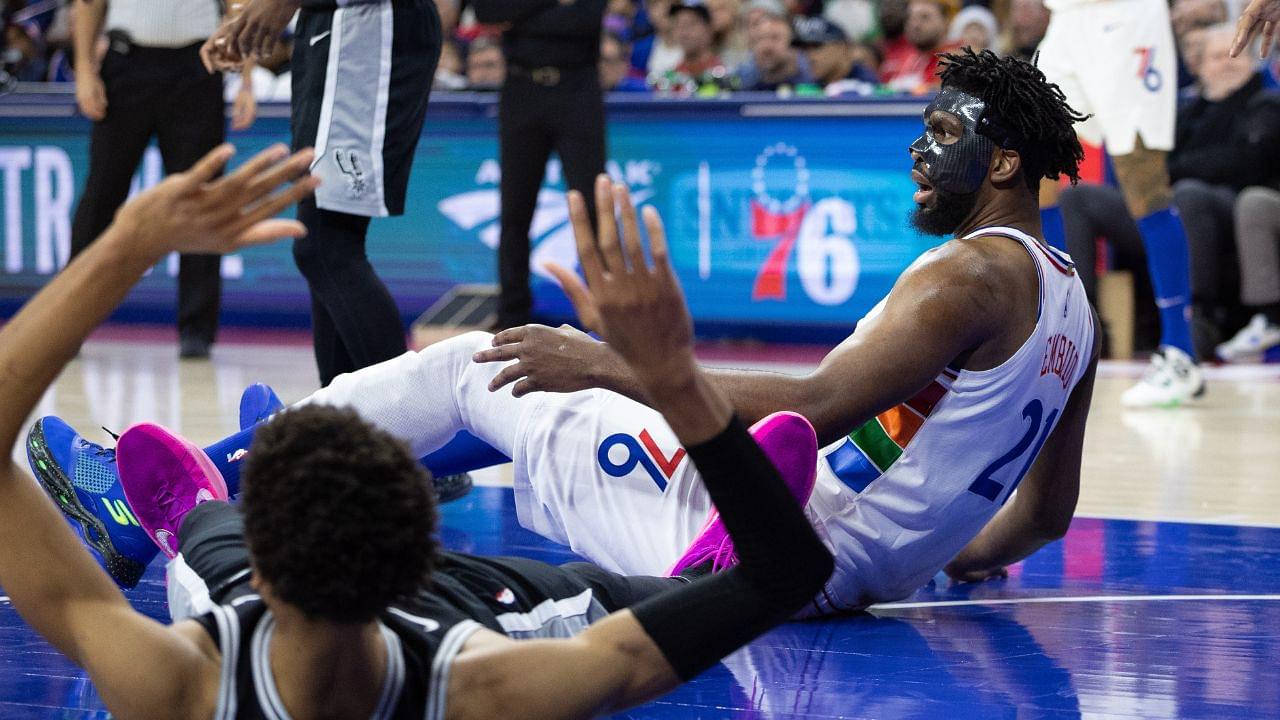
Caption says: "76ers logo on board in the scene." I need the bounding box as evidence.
[751,143,810,301]
[598,431,686,491]
[747,143,861,306]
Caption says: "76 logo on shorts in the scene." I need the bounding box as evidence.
[598,430,686,491]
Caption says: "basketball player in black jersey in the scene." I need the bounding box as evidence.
[0,143,833,718]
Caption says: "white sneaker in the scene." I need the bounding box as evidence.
[1215,314,1280,363]
[1121,346,1205,408]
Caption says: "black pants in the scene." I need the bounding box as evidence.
[70,43,224,345]
[496,67,606,328]
[1172,179,1241,308]
[177,501,678,612]
[292,200,406,386]
[1059,183,1161,353]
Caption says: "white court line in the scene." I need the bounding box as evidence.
[873,594,1280,611]
[1076,511,1280,529]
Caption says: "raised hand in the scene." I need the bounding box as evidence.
[545,176,696,395]
[1232,0,1280,57]
[113,143,318,260]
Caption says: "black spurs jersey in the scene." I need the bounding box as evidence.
[192,552,627,719]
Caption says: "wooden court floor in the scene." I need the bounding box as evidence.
[2,327,1279,718]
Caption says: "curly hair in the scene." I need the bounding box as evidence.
[241,404,437,624]
[937,48,1091,190]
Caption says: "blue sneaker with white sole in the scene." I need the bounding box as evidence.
[25,417,159,588]
[239,382,283,430]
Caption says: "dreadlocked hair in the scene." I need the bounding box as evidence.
[937,48,1090,190]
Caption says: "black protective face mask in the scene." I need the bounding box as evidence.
[908,88,997,195]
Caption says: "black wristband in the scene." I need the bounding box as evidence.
[630,415,833,680]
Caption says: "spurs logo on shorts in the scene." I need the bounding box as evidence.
[334,149,369,198]
[598,430,686,491]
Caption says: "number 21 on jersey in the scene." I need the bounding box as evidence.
[967,399,1060,504]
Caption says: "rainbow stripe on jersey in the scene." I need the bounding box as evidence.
[825,371,955,492]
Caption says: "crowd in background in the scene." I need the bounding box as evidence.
[2,0,1276,97]
[3,0,1280,361]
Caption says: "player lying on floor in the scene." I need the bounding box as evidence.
[41,50,1100,615]
[0,143,833,719]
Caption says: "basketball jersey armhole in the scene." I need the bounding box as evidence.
[425,620,483,720]
[209,605,241,720]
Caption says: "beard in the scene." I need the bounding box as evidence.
[910,186,980,237]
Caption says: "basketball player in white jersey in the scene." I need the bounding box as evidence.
[63,50,1095,617]
[1035,0,1203,407]
[182,49,1093,615]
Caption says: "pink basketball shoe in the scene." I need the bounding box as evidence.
[666,411,819,577]
[116,423,229,559]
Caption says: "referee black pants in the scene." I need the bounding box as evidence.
[70,43,225,346]
[496,68,605,328]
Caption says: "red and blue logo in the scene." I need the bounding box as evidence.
[598,430,686,491]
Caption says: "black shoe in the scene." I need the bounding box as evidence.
[179,337,211,360]
[433,472,473,503]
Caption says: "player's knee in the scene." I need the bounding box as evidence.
[1237,186,1280,217]
[1171,178,1213,213]
[411,331,495,374]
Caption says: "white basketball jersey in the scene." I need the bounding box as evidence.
[801,227,1095,616]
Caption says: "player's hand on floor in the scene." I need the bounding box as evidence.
[943,564,1009,584]
[548,175,696,393]
[113,143,319,259]
[1232,0,1280,57]
[474,324,622,397]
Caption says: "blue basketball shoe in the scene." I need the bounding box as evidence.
[25,417,158,588]
[239,382,284,430]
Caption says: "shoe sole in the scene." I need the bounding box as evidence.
[117,423,231,558]
[25,423,145,588]
[433,472,473,504]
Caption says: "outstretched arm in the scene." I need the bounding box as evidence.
[447,178,834,720]
[480,236,1002,447]
[0,144,318,718]
[944,337,1099,582]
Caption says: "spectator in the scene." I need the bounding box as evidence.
[792,15,877,90]
[601,31,648,91]
[824,0,878,42]
[745,0,787,30]
[645,0,684,76]
[879,0,957,94]
[737,10,815,90]
[1223,187,1280,360]
[435,40,467,90]
[1171,0,1231,38]
[708,0,749,67]
[605,0,638,38]
[1059,183,1164,357]
[671,0,724,78]
[999,0,1049,63]
[466,35,506,90]
[1170,25,1280,353]
[949,5,997,53]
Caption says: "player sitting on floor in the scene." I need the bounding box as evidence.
[40,50,1100,616]
[0,143,832,718]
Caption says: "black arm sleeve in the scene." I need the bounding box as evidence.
[629,415,834,680]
